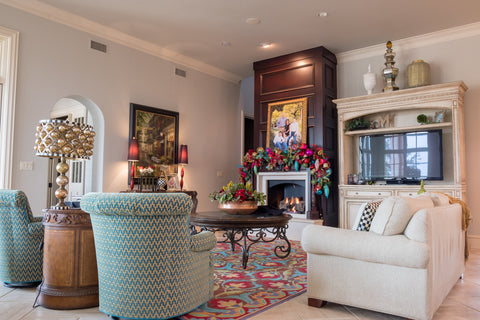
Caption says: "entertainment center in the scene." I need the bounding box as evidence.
[334,81,467,229]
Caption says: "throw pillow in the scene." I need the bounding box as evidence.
[356,200,383,231]
[351,202,367,230]
[370,196,434,235]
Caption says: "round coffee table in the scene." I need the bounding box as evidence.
[190,211,292,269]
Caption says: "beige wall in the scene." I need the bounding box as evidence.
[337,32,480,238]
[0,4,242,214]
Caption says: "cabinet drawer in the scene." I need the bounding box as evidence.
[346,190,392,197]
[397,191,418,197]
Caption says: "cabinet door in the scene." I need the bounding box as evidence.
[341,199,366,229]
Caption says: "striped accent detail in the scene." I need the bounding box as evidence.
[0,190,44,285]
[81,192,215,319]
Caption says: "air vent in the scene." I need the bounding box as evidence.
[90,40,107,53]
[175,68,186,78]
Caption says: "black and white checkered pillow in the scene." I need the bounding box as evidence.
[356,200,383,231]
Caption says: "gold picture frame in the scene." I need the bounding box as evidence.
[266,97,308,149]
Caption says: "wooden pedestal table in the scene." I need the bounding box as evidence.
[37,209,99,309]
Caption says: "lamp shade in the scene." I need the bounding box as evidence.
[128,137,139,161]
[34,119,95,159]
[179,145,188,164]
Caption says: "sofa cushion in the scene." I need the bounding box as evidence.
[370,196,434,236]
[404,209,428,242]
[302,225,429,269]
[356,200,383,231]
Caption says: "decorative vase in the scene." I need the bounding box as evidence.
[363,64,376,95]
[218,201,258,215]
[407,60,431,88]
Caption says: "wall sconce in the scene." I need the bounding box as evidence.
[178,144,188,190]
[128,137,139,190]
[34,119,95,209]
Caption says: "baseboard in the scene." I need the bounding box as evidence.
[468,235,480,250]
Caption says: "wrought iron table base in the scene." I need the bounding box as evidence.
[197,226,291,269]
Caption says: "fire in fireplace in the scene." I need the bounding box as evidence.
[268,180,306,214]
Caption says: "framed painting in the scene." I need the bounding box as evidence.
[266,97,308,150]
[129,103,179,178]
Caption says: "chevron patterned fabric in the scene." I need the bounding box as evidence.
[81,192,216,320]
[0,190,44,285]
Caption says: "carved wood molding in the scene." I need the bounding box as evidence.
[43,209,91,225]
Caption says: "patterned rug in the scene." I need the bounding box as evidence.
[180,240,307,320]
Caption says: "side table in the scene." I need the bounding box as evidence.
[37,208,99,309]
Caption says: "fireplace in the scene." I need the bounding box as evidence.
[256,171,311,219]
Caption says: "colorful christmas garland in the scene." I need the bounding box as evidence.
[239,143,332,198]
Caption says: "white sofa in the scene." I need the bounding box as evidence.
[301,194,465,320]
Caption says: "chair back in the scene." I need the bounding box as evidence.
[0,190,43,284]
[81,192,209,319]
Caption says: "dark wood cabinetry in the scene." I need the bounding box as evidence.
[253,46,338,226]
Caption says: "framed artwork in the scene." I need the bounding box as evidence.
[266,97,308,150]
[129,103,179,179]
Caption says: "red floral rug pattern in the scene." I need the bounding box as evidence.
[180,240,307,320]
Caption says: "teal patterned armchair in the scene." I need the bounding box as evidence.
[0,190,44,286]
[81,192,217,320]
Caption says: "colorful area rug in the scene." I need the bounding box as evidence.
[180,240,307,320]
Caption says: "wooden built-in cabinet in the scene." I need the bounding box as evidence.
[253,46,338,225]
[334,81,467,229]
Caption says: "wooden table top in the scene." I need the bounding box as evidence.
[190,211,291,229]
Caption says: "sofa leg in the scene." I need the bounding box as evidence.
[308,298,327,308]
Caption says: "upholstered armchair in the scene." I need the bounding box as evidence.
[0,190,44,286]
[81,192,217,320]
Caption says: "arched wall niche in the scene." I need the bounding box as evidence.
[50,95,104,195]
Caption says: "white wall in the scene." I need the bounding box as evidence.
[0,4,241,214]
[337,32,480,238]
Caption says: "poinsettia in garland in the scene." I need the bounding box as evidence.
[239,143,332,198]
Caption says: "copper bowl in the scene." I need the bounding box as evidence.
[218,201,258,215]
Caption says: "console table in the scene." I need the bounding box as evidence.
[37,209,98,309]
[190,211,292,269]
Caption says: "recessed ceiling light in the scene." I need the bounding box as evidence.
[316,12,328,17]
[246,17,261,25]
[260,42,273,48]
[221,41,231,47]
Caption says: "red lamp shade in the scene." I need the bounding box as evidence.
[128,137,139,191]
[128,137,139,161]
[179,145,188,164]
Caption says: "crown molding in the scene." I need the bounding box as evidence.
[0,0,242,83]
[337,21,480,64]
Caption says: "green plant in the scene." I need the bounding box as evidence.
[344,117,370,132]
[209,181,266,204]
[417,114,428,124]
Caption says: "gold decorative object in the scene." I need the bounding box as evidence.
[218,201,258,215]
[34,119,95,209]
[407,60,431,88]
[382,41,399,92]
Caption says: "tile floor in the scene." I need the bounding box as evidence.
[1,248,479,320]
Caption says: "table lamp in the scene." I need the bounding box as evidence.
[128,137,139,190]
[34,119,95,210]
[178,144,188,190]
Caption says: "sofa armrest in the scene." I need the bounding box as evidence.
[301,225,429,269]
[28,221,44,236]
[190,231,217,252]
[31,216,43,223]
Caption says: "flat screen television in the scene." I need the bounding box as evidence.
[359,129,443,182]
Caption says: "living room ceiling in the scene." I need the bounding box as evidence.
[6,0,480,81]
